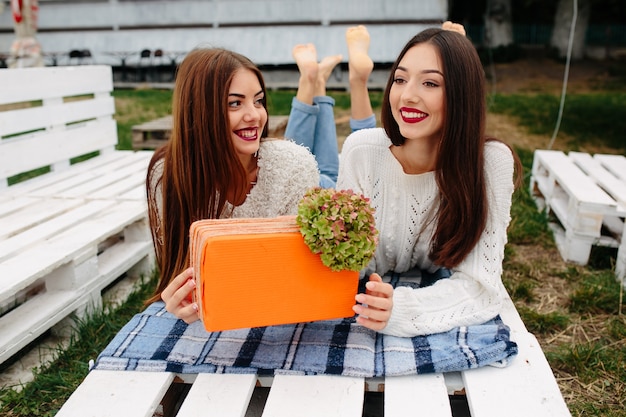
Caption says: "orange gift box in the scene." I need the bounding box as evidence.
[190,216,359,332]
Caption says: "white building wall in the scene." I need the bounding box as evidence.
[0,0,447,66]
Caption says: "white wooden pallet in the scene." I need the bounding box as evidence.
[0,65,154,366]
[55,295,571,417]
[530,150,626,281]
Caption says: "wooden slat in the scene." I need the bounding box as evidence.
[3,152,126,196]
[462,331,571,417]
[0,118,118,180]
[570,152,626,210]
[88,172,147,200]
[384,373,451,417]
[0,197,84,240]
[0,95,115,137]
[0,200,147,302]
[596,153,626,183]
[533,150,617,210]
[58,162,148,199]
[0,199,116,262]
[0,288,93,362]
[262,375,364,417]
[176,373,257,417]
[0,196,39,217]
[0,238,151,363]
[0,66,114,105]
[4,151,152,199]
[55,370,174,417]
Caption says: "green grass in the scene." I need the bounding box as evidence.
[113,89,173,149]
[502,148,625,416]
[488,93,626,153]
[1,84,625,417]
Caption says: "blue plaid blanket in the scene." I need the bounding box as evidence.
[94,271,518,377]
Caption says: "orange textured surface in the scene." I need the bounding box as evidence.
[190,217,359,332]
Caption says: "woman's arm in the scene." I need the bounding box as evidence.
[381,142,516,337]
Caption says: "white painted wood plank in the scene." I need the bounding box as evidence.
[0,95,115,137]
[498,289,529,336]
[570,152,626,211]
[55,370,174,417]
[5,151,151,199]
[88,171,148,200]
[0,197,84,240]
[384,373,452,417]
[0,289,84,362]
[262,375,364,417]
[534,150,616,209]
[0,239,151,363]
[119,185,149,201]
[0,201,147,302]
[177,373,257,417]
[0,196,39,217]
[0,66,114,105]
[595,153,626,183]
[0,199,116,262]
[2,152,129,196]
[59,163,148,199]
[97,236,154,281]
[462,331,571,417]
[0,119,118,180]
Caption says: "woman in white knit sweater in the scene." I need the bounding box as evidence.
[337,27,522,337]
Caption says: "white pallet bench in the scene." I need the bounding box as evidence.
[56,293,571,417]
[0,65,154,366]
[530,150,626,282]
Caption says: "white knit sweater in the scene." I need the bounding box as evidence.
[227,139,320,218]
[337,128,515,337]
[151,138,319,226]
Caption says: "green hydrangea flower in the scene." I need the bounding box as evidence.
[296,187,378,272]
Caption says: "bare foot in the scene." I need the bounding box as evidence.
[442,21,466,36]
[346,25,373,84]
[316,54,342,95]
[293,43,320,104]
[292,43,319,85]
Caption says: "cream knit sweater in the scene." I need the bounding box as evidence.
[227,139,319,218]
[337,128,515,337]
[151,138,319,229]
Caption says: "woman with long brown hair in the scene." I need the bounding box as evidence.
[144,28,381,322]
[337,27,523,337]
[145,47,330,321]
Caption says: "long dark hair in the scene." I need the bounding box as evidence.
[381,28,520,267]
[146,48,269,304]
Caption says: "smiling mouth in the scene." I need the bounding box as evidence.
[235,128,258,141]
[400,109,427,123]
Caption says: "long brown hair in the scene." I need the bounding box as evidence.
[381,28,520,268]
[146,48,269,304]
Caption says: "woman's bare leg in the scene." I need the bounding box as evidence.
[346,25,374,121]
[293,43,341,105]
[316,53,343,97]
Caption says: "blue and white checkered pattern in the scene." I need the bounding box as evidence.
[95,286,517,377]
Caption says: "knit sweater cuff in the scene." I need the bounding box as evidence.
[379,286,421,337]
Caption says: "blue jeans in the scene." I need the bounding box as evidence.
[285,97,376,188]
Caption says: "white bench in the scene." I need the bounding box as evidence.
[0,65,155,366]
[55,292,571,417]
[530,149,626,283]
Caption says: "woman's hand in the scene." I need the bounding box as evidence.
[160,267,200,324]
[353,273,393,331]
